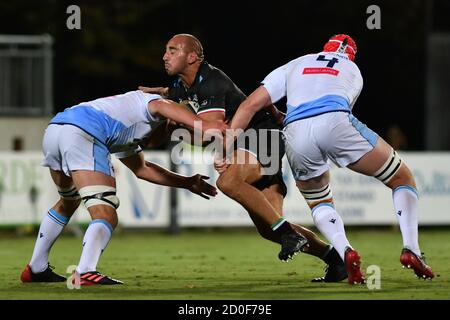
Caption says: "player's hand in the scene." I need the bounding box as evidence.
[187,174,218,199]
[274,111,286,126]
[214,157,229,175]
[202,119,229,135]
[138,86,169,98]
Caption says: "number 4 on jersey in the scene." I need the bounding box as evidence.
[317,55,339,68]
[302,55,340,76]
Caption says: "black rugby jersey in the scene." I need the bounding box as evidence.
[168,61,274,128]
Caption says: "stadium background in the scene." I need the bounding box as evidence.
[0,0,449,301]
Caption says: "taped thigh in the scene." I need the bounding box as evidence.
[373,148,402,184]
[78,185,120,209]
[57,185,81,200]
[299,184,333,206]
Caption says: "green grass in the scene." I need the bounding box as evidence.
[0,228,449,300]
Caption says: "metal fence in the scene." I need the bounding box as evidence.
[0,34,53,116]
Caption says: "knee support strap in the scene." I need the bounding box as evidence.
[57,185,81,200]
[374,148,402,184]
[300,184,333,205]
[78,185,120,209]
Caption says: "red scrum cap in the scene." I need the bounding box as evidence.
[323,34,357,61]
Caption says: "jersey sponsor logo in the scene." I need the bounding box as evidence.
[302,67,339,76]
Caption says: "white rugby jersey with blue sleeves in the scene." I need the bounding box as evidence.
[50,90,163,157]
[262,52,363,126]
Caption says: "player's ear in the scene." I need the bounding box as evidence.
[187,52,198,64]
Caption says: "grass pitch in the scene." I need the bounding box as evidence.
[0,228,448,300]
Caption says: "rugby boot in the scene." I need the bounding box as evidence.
[400,248,435,280]
[344,247,365,285]
[74,271,124,285]
[311,247,348,282]
[278,232,309,262]
[21,264,66,283]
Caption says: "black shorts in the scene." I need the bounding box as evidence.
[234,119,287,197]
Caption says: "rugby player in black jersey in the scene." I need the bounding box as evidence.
[140,34,346,282]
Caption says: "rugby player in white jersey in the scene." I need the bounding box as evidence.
[226,34,435,284]
[20,90,227,285]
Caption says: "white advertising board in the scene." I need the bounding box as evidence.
[176,152,450,226]
[1,151,449,227]
[0,151,170,227]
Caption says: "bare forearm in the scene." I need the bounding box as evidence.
[265,104,285,125]
[137,161,188,189]
[230,86,272,131]
[230,105,255,131]
[266,104,279,119]
[150,99,201,131]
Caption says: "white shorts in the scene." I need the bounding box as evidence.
[283,112,378,181]
[42,124,115,177]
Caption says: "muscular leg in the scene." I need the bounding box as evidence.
[348,138,422,258]
[297,171,353,261]
[297,171,365,284]
[347,137,415,188]
[216,150,282,226]
[346,137,434,278]
[259,183,330,257]
[28,169,80,274]
[49,169,81,218]
[347,138,419,253]
[71,170,118,228]
[71,170,118,274]
[217,150,307,260]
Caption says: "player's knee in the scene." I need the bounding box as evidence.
[91,211,119,230]
[105,213,118,230]
[78,185,120,229]
[55,184,81,215]
[79,185,120,210]
[299,184,333,208]
[216,172,239,198]
[386,163,416,190]
[373,148,406,186]
[57,198,81,215]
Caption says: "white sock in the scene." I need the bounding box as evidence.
[29,208,69,273]
[393,186,421,256]
[76,220,113,274]
[312,203,351,261]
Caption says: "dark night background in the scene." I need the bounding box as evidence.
[1,0,450,150]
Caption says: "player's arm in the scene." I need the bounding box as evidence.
[216,83,278,174]
[175,76,227,146]
[198,110,225,122]
[230,62,288,131]
[139,86,169,98]
[213,86,272,174]
[119,152,217,199]
[148,98,227,134]
[229,86,272,131]
[144,119,178,148]
[266,104,285,126]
